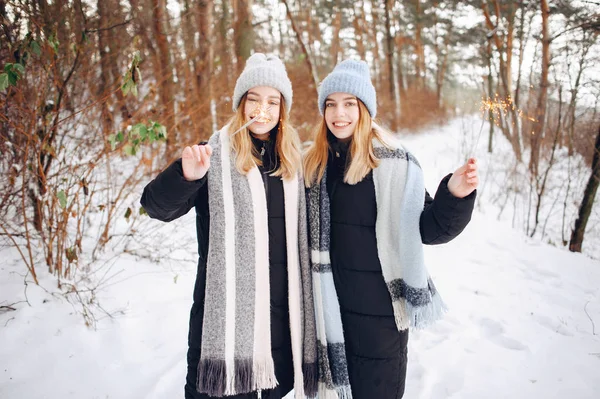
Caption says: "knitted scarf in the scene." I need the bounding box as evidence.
[307,137,446,398]
[197,126,318,398]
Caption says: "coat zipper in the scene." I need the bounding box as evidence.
[260,142,269,202]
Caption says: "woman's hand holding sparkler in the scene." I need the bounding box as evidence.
[181,104,272,181]
[182,143,213,181]
[448,158,479,198]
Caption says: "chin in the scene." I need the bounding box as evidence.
[249,125,275,135]
[331,130,353,140]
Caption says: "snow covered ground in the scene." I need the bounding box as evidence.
[1,116,599,399]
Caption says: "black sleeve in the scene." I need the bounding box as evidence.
[420,173,476,245]
[140,158,207,222]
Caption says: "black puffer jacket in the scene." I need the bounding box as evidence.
[326,139,475,399]
[140,130,293,399]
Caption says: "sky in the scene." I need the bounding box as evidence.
[1,116,599,399]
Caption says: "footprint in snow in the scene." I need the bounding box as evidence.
[476,317,529,351]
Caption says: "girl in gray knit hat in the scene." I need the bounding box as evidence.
[303,59,479,399]
[141,53,317,399]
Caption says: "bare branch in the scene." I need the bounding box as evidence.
[86,18,133,34]
[584,301,597,335]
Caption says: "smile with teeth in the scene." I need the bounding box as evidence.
[253,116,272,124]
[333,122,350,127]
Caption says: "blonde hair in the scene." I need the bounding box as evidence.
[304,100,392,187]
[228,95,301,180]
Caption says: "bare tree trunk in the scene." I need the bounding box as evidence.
[413,0,426,87]
[530,86,562,237]
[394,35,408,99]
[384,0,399,130]
[308,1,324,74]
[570,124,600,252]
[486,38,494,153]
[182,0,196,83]
[129,0,159,77]
[566,33,594,156]
[529,0,551,177]
[234,0,253,75]
[217,0,235,93]
[384,0,395,101]
[151,0,177,158]
[196,0,214,139]
[97,0,114,138]
[353,1,367,60]
[106,1,130,122]
[433,3,453,110]
[504,2,517,97]
[282,0,319,96]
[370,4,381,90]
[482,0,523,161]
[330,0,342,65]
[278,15,286,57]
[514,2,533,111]
[181,0,198,132]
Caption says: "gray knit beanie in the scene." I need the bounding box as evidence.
[232,53,293,112]
[318,59,377,118]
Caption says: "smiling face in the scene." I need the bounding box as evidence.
[324,92,360,141]
[244,86,282,138]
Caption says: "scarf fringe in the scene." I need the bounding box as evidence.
[252,357,278,391]
[196,359,226,397]
[233,359,253,393]
[336,385,353,399]
[392,300,410,331]
[402,292,448,330]
[318,383,354,399]
[302,361,318,398]
[225,372,236,396]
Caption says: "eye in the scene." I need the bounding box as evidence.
[346,102,357,107]
[325,103,335,107]
[269,100,280,106]
[248,98,257,102]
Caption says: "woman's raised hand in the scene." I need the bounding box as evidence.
[182,144,213,181]
[447,158,479,198]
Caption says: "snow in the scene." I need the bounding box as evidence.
[1,116,599,399]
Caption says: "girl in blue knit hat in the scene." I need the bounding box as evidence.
[304,59,479,399]
[141,53,317,399]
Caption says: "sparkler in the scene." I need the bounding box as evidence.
[472,94,536,155]
[230,105,273,136]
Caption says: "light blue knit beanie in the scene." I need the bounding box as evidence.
[318,59,377,118]
[232,53,293,112]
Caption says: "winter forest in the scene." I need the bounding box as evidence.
[1,0,600,398]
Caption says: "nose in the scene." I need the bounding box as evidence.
[251,102,271,117]
[333,103,346,117]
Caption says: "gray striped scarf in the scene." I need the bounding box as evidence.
[197,126,318,397]
[307,137,446,398]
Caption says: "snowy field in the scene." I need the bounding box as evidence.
[1,116,599,399]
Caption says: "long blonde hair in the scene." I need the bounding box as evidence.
[304,100,390,187]
[228,95,301,180]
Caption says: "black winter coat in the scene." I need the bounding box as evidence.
[326,140,475,399]
[140,133,294,399]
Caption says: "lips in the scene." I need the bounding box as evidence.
[333,122,350,128]
[250,112,272,124]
